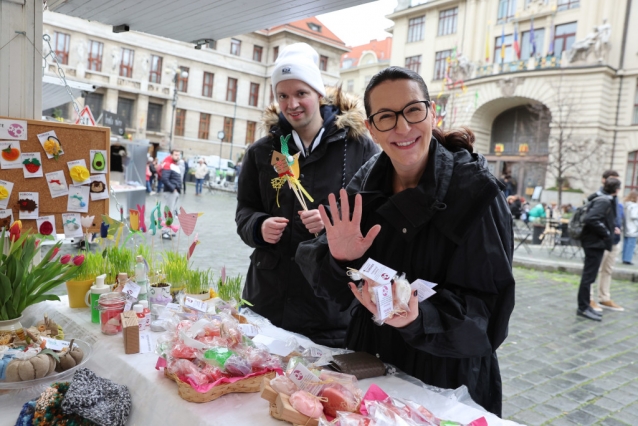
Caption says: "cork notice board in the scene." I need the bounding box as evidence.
[0,116,110,234]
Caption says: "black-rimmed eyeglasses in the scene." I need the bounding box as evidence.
[368,100,430,132]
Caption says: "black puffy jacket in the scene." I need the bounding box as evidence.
[581,192,616,251]
[297,140,515,416]
[236,87,379,347]
[160,161,182,193]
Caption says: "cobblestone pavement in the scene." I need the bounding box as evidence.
[502,269,638,425]
[61,188,638,424]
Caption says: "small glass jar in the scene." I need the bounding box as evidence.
[98,292,127,335]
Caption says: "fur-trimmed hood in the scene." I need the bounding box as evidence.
[261,86,369,140]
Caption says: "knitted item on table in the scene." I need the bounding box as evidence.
[61,368,131,426]
[14,398,37,426]
[31,382,95,426]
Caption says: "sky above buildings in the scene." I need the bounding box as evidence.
[317,0,396,47]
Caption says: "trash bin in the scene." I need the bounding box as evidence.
[532,224,545,244]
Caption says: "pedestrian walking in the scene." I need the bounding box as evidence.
[590,170,625,313]
[236,43,379,347]
[160,150,182,239]
[182,154,190,194]
[622,191,638,265]
[194,158,208,196]
[578,177,621,321]
[145,159,153,193]
[297,66,515,416]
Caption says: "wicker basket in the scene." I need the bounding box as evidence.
[164,369,276,403]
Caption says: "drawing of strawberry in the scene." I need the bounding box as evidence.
[23,158,41,173]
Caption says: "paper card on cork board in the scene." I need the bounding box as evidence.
[0,116,110,234]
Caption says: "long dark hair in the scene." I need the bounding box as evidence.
[364,66,474,153]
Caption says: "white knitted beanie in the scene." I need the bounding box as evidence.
[271,43,326,97]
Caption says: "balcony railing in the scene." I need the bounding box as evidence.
[475,55,562,78]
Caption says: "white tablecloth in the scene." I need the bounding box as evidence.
[0,298,519,426]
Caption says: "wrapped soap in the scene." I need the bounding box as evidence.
[169,359,208,387]
[270,374,298,396]
[171,342,199,359]
[224,354,251,376]
[203,347,234,368]
[320,383,360,417]
[290,390,324,419]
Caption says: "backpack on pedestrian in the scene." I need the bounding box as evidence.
[569,201,593,240]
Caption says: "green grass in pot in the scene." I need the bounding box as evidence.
[161,251,189,288]
[184,268,213,295]
[103,246,135,284]
[73,250,104,282]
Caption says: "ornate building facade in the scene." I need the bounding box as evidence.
[388,0,637,201]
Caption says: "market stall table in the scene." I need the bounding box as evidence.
[0,298,519,426]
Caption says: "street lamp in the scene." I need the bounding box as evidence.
[168,68,188,152]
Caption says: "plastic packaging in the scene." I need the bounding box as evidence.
[270,374,298,396]
[133,304,145,331]
[203,347,234,367]
[289,390,324,419]
[320,383,360,417]
[224,354,252,376]
[98,292,127,335]
[170,359,208,387]
[171,342,199,359]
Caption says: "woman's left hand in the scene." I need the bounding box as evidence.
[348,281,420,328]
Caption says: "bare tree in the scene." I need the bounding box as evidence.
[528,78,605,208]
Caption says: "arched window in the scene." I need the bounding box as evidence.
[490,104,550,155]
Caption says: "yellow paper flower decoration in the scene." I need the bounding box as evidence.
[44,138,61,156]
[70,165,90,182]
[0,185,8,200]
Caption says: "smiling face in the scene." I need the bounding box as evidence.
[276,79,323,134]
[365,79,436,179]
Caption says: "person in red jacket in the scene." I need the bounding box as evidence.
[160,150,182,239]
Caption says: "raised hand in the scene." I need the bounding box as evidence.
[318,188,381,262]
[299,209,324,234]
[261,217,289,244]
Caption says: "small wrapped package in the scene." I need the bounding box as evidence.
[289,390,325,419]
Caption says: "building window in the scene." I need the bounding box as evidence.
[230,38,241,56]
[202,72,214,97]
[521,28,545,60]
[198,113,210,139]
[626,151,638,193]
[319,55,328,71]
[84,92,103,119]
[633,83,638,124]
[54,32,70,65]
[407,16,425,42]
[557,0,579,11]
[347,80,354,92]
[249,82,260,107]
[87,40,104,72]
[117,97,134,129]
[177,66,189,93]
[494,34,513,63]
[273,46,279,62]
[246,121,257,144]
[554,22,577,57]
[405,55,422,74]
[308,22,322,32]
[497,0,517,24]
[223,117,234,142]
[253,45,263,62]
[226,77,238,102]
[434,50,452,80]
[438,7,458,36]
[119,48,134,78]
[149,55,162,83]
[175,109,186,136]
[147,103,163,131]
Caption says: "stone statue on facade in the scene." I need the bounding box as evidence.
[567,20,611,64]
[593,19,611,63]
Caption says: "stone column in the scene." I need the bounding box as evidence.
[0,0,43,119]
[103,87,119,114]
[135,94,149,139]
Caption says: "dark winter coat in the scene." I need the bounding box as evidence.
[581,192,616,251]
[236,87,379,347]
[161,161,182,193]
[296,140,515,416]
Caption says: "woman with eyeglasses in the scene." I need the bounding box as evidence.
[297,67,515,416]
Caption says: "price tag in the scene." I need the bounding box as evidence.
[139,333,153,354]
[42,338,70,351]
[238,324,258,337]
[410,279,437,302]
[373,284,393,321]
[165,303,181,312]
[288,363,323,395]
[122,281,141,299]
[184,297,208,312]
[309,346,323,358]
[359,258,397,285]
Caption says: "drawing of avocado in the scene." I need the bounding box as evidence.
[92,151,106,171]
